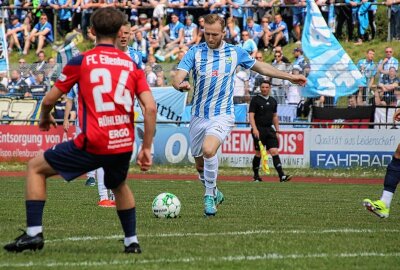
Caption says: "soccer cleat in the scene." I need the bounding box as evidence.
[204,195,217,216]
[85,177,96,186]
[98,199,116,208]
[280,175,292,182]
[4,231,44,253]
[124,242,142,254]
[215,190,224,207]
[253,176,263,182]
[363,199,389,218]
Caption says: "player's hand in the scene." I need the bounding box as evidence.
[177,81,191,92]
[137,148,153,171]
[39,114,57,131]
[252,129,260,139]
[290,74,307,86]
[394,109,400,122]
[63,120,70,133]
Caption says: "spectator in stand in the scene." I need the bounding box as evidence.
[377,67,399,106]
[336,0,354,41]
[23,13,53,55]
[166,0,185,23]
[250,52,270,94]
[145,65,157,87]
[292,47,306,71]
[348,94,358,108]
[155,75,166,86]
[12,0,29,22]
[0,72,8,95]
[45,57,59,86]
[150,0,166,21]
[180,14,198,50]
[155,13,184,62]
[233,67,250,104]
[269,14,289,48]
[81,0,100,39]
[148,17,163,55]
[286,65,302,104]
[386,0,400,41]
[254,0,277,22]
[21,16,32,40]
[239,30,258,58]
[204,0,227,17]
[224,17,240,44]
[6,15,24,54]
[132,31,149,63]
[27,72,50,97]
[17,58,30,79]
[244,17,262,46]
[316,0,330,23]
[258,15,272,50]
[272,46,290,64]
[378,47,399,81]
[8,69,30,97]
[271,51,288,104]
[195,16,205,44]
[132,14,151,36]
[50,0,72,36]
[291,0,306,44]
[71,0,83,31]
[368,0,377,40]
[356,48,377,105]
[32,50,48,74]
[227,0,246,29]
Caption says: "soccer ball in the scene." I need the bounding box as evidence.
[152,192,181,218]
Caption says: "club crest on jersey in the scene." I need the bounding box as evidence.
[225,57,233,64]
[59,73,67,82]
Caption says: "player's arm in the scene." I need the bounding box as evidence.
[63,98,74,132]
[40,86,64,131]
[272,112,280,133]
[136,91,157,171]
[172,69,191,92]
[249,112,259,139]
[251,61,307,86]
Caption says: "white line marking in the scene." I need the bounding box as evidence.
[0,252,399,268]
[44,228,400,243]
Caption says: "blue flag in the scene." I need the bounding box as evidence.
[301,0,366,98]
[0,23,9,74]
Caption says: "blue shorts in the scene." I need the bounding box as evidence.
[44,141,132,189]
[293,13,305,26]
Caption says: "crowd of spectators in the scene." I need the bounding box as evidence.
[0,1,399,108]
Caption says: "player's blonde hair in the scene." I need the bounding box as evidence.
[204,14,225,31]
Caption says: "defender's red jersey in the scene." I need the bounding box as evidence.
[55,44,150,155]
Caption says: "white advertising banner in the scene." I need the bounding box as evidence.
[219,128,310,168]
[309,129,398,168]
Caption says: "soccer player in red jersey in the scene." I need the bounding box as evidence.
[4,7,157,254]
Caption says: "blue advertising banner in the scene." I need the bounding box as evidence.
[134,87,188,124]
[310,151,393,168]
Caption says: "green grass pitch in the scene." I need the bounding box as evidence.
[1,176,400,269]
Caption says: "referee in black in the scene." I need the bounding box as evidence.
[248,80,292,182]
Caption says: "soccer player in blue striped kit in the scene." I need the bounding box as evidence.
[172,14,307,216]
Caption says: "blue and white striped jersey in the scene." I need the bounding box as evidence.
[178,41,256,119]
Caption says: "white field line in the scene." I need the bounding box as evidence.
[43,228,400,243]
[1,252,400,268]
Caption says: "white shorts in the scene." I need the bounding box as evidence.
[189,115,235,157]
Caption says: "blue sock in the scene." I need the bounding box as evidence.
[384,156,400,193]
[26,200,45,227]
[117,208,136,238]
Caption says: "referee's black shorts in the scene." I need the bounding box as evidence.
[251,126,279,151]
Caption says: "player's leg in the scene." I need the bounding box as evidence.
[202,116,235,215]
[363,143,400,218]
[85,170,96,186]
[97,168,115,207]
[251,129,262,182]
[3,154,58,252]
[266,128,291,182]
[103,152,141,253]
